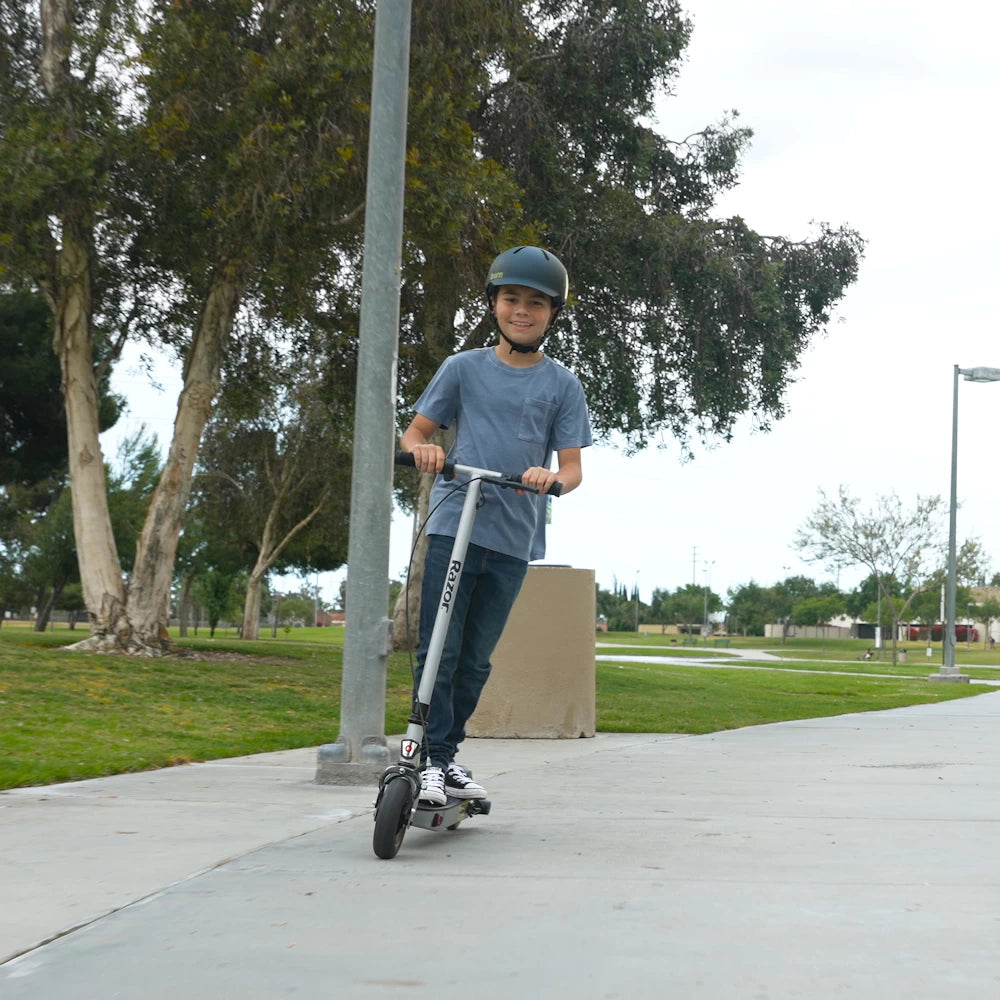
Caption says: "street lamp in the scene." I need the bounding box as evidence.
[781,565,790,646]
[932,364,1000,682]
[633,571,640,633]
[703,559,715,638]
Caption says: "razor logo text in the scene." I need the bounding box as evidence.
[440,559,462,612]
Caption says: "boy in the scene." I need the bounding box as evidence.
[399,245,592,805]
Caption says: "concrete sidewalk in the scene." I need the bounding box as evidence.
[3,693,1000,998]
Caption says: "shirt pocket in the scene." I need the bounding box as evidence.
[518,398,557,444]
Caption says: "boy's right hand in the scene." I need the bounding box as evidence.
[408,443,446,475]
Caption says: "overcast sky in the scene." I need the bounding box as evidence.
[104,0,1000,606]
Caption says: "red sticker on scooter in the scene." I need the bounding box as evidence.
[400,739,420,759]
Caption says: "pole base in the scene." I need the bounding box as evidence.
[315,738,390,785]
[928,672,971,684]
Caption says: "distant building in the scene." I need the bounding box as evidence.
[317,611,345,627]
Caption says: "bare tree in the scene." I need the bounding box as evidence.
[795,486,946,664]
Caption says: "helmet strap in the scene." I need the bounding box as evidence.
[499,328,545,354]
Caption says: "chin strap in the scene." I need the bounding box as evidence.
[499,329,545,354]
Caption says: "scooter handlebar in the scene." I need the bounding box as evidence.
[394,451,562,496]
[394,449,455,478]
[506,472,563,497]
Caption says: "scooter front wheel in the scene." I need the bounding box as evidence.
[373,775,414,859]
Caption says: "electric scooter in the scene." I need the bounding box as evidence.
[372,451,561,860]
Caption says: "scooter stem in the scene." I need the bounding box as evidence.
[413,470,494,711]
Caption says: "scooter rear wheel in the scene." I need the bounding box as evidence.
[373,776,413,859]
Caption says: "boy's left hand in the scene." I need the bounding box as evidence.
[518,466,558,495]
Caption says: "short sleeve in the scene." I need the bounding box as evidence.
[413,355,460,429]
[550,376,592,451]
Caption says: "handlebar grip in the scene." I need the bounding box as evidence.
[394,450,455,477]
[507,471,563,497]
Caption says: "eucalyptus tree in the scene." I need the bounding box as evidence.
[1,2,370,652]
[109,1,374,652]
[471,1,864,450]
[0,1,141,644]
[392,1,864,641]
[190,344,353,640]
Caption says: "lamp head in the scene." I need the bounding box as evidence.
[961,366,1000,383]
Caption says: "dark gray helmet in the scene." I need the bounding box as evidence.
[485,246,568,308]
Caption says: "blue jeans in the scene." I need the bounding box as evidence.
[415,534,528,767]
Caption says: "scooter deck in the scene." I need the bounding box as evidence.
[411,796,491,831]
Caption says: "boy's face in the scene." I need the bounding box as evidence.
[491,284,558,349]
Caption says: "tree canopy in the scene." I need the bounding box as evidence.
[190,352,353,639]
[396,0,864,453]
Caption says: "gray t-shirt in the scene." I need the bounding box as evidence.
[414,347,592,561]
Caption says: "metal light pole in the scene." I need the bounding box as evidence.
[932,365,1000,683]
[703,559,715,639]
[633,571,640,633]
[875,587,882,659]
[317,0,413,779]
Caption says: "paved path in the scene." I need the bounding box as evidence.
[596,642,1000,684]
[4,691,1000,998]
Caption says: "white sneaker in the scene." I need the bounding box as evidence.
[419,765,447,805]
[445,763,487,799]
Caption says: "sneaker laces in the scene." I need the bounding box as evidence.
[422,766,445,792]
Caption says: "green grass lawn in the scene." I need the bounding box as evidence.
[0,626,415,789]
[0,625,992,789]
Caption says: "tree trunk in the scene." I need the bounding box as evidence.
[40,1,243,656]
[241,495,325,640]
[34,582,66,632]
[38,0,128,647]
[126,265,242,647]
[178,573,194,637]
[34,590,55,632]
[55,224,130,639]
[69,263,244,654]
[243,563,267,640]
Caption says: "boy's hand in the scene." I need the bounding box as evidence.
[518,466,558,495]
[409,442,446,475]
